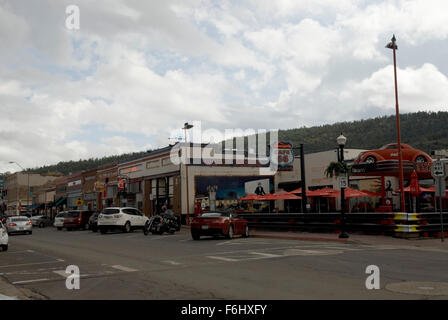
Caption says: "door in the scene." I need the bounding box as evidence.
[132,209,145,226]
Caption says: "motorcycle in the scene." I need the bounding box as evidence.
[143,214,180,235]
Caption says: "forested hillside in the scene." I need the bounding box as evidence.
[2,111,447,178]
[279,111,448,154]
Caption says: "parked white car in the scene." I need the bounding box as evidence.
[54,211,68,230]
[0,221,8,251]
[98,207,149,234]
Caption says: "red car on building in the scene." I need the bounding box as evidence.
[354,143,432,164]
[190,211,249,240]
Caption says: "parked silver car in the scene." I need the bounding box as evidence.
[5,216,33,235]
[31,215,53,228]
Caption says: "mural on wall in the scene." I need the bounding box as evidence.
[195,176,274,200]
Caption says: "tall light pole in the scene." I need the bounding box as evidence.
[386,34,406,212]
[9,161,30,213]
[183,122,194,225]
[337,134,349,239]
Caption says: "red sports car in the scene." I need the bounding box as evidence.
[354,143,432,164]
[190,212,249,240]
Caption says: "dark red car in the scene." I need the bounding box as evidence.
[190,211,249,240]
[64,210,94,231]
[354,143,432,164]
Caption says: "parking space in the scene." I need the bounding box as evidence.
[0,246,143,287]
[3,227,448,299]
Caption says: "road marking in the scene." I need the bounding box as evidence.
[8,250,35,254]
[163,260,182,265]
[206,256,238,262]
[53,270,69,278]
[249,252,282,258]
[0,260,65,269]
[12,278,49,285]
[111,265,138,272]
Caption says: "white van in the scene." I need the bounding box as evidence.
[0,221,9,251]
[98,207,148,234]
[54,211,68,230]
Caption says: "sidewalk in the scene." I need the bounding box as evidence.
[182,225,448,248]
[0,276,46,300]
[249,229,448,249]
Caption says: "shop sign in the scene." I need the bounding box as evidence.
[270,142,294,171]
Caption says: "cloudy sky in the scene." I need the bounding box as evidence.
[1,0,448,172]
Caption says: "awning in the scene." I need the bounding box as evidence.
[55,197,67,207]
[27,203,44,210]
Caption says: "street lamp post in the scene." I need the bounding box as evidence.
[183,122,194,225]
[337,134,349,239]
[386,34,406,212]
[9,161,30,214]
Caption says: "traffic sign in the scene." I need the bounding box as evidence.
[431,160,445,178]
[75,198,84,206]
[339,174,348,189]
[435,177,446,197]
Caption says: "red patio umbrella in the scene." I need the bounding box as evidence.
[395,186,435,194]
[361,189,382,197]
[344,188,370,199]
[257,193,277,200]
[240,193,262,201]
[290,188,314,197]
[317,187,341,197]
[271,190,302,200]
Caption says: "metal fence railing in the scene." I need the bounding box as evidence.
[237,212,448,239]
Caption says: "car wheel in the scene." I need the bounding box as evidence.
[100,227,107,234]
[242,225,249,238]
[84,223,89,231]
[191,231,200,240]
[415,155,427,163]
[39,222,44,228]
[2,244,8,252]
[226,225,234,239]
[123,221,131,233]
[57,227,62,231]
[29,231,33,235]
[92,227,97,232]
[365,156,376,164]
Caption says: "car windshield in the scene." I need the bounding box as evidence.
[68,211,80,217]
[11,217,30,222]
[102,209,120,215]
[56,212,67,218]
[200,212,230,218]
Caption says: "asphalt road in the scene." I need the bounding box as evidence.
[1,226,448,300]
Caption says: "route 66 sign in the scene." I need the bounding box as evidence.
[270,142,294,170]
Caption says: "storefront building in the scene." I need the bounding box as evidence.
[96,164,118,210]
[82,168,98,211]
[66,172,83,210]
[54,176,68,212]
[117,146,180,216]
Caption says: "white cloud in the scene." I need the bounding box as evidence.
[1,0,448,172]
[340,63,448,112]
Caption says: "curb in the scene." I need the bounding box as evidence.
[0,276,47,300]
[250,233,350,243]
[0,276,28,300]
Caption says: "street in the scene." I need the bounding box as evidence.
[1,227,448,300]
